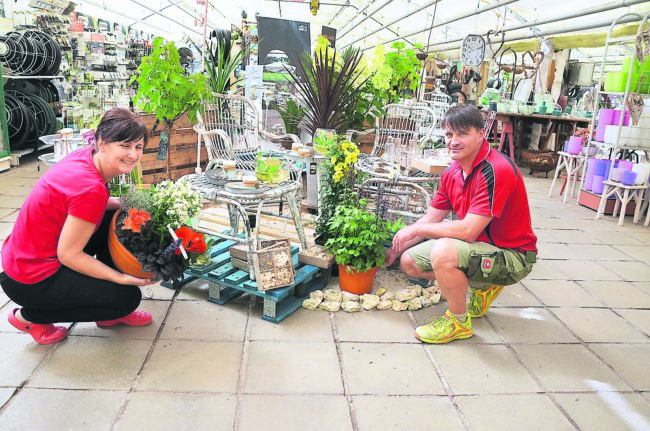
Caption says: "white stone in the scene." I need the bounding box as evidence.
[302,298,322,310]
[319,301,341,312]
[392,300,408,312]
[341,301,361,312]
[341,291,360,302]
[395,287,418,302]
[310,290,324,301]
[374,287,386,297]
[323,288,343,303]
[406,297,423,311]
[377,299,393,310]
[431,292,442,304]
[420,296,434,308]
[381,291,395,301]
[360,294,380,310]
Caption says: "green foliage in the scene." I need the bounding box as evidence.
[130,37,209,129]
[370,42,423,105]
[287,46,368,135]
[276,99,306,135]
[197,38,254,94]
[325,199,404,273]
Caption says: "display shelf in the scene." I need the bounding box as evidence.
[578,12,650,207]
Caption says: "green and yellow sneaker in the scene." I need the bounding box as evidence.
[414,310,473,344]
[467,285,504,318]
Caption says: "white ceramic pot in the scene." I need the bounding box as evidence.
[631,163,650,185]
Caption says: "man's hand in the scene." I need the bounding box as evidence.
[392,225,418,253]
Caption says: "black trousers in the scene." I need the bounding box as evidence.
[0,210,142,324]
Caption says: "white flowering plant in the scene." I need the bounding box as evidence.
[115,179,207,281]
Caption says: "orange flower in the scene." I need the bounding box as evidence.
[174,226,207,255]
[121,209,151,233]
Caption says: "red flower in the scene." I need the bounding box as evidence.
[174,227,207,255]
[122,208,151,233]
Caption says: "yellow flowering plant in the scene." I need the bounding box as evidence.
[315,137,363,243]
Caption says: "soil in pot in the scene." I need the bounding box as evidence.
[108,210,155,279]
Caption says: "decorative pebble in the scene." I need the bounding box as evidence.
[310,290,324,301]
[360,294,380,310]
[406,297,423,311]
[341,301,361,312]
[395,287,418,302]
[375,287,386,296]
[381,291,395,301]
[319,301,341,312]
[302,298,322,310]
[341,291,360,302]
[323,288,343,303]
[392,300,408,311]
[376,299,393,310]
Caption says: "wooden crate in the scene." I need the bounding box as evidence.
[138,113,209,183]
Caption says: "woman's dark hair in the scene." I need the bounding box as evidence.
[95,108,148,148]
[440,105,485,133]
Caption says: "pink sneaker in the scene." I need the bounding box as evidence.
[7,308,67,345]
[96,310,152,327]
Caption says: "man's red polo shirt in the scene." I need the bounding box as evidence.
[431,140,537,254]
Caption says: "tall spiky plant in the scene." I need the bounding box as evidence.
[196,37,254,94]
[287,47,368,135]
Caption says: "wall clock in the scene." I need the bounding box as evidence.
[461,34,486,67]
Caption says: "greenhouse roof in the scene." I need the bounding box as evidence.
[69,0,650,61]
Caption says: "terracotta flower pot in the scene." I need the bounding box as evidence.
[338,265,379,295]
[108,210,154,279]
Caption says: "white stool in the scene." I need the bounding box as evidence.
[596,180,648,226]
[548,151,585,203]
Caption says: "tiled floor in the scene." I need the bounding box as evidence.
[1,156,650,430]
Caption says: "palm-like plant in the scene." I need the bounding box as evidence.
[197,37,254,94]
[287,47,368,135]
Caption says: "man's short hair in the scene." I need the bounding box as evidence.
[440,105,485,133]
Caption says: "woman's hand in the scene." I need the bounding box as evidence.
[119,273,158,286]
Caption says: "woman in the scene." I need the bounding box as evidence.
[0,108,156,345]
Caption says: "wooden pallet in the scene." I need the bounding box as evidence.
[164,235,329,323]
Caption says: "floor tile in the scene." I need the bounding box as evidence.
[238,395,353,431]
[526,259,568,280]
[115,392,236,431]
[512,344,632,392]
[589,343,650,391]
[159,299,247,341]
[548,229,604,244]
[249,307,334,342]
[176,278,211,301]
[554,392,650,431]
[605,261,650,282]
[244,341,343,394]
[537,243,577,260]
[0,207,17,219]
[430,344,540,395]
[0,333,59,386]
[456,394,574,431]
[28,337,151,390]
[552,308,647,343]
[353,395,464,431]
[341,343,445,395]
[487,308,579,343]
[72,299,170,339]
[615,309,650,336]
[0,196,27,209]
[568,244,634,260]
[591,231,647,246]
[0,388,14,408]
[522,279,603,307]
[612,245,650,261]
[334,308,418,343]
[578,280,650,308]
[136,340,242,392]
[556,260,623,281]
[0,388,126,431]
[491,282,543,307]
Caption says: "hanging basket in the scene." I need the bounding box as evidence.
[108,210,154,279]
[338,265,379,295]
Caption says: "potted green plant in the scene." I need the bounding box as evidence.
[369,41,424,106]
[196,35,254,95]
[131,37,209,131]
[325,194,404,294]
[109,180,212,282]
[276,99,306,149]
[286,40,368,135]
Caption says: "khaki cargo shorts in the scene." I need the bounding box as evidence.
[406,239,536,289]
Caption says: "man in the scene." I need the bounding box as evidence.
[385,104,537,344]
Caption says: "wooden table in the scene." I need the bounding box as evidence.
[482,111,592,161]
